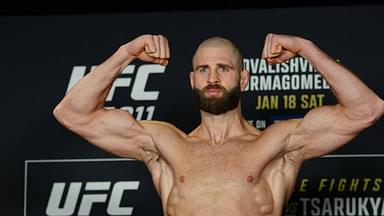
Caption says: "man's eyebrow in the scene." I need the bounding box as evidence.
[217,63,234,69]
[194,63,234,71]
[195,64,208,70]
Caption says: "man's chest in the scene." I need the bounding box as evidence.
[173,140,279,187]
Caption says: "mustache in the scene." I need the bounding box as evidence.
[203,84,225,91]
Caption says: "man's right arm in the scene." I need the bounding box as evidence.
[53,34,170,161]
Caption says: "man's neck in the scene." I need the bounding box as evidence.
[195,107,248,145]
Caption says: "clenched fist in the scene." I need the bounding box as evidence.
[122,34,170,66]
[262,33,307,65]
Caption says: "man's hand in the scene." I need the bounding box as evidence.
[262,33,306,65]
[123,34,170,66]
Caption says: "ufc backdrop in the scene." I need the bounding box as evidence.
[1,5,383,216]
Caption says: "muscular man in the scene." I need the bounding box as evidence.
[53,33,384,215]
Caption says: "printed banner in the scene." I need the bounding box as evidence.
[1,4,383,216]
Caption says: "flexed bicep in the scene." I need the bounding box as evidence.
[287,104,371,160]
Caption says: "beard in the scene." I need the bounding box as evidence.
[193,83,241,115]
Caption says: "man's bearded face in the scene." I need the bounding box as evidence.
[193,83,241,115]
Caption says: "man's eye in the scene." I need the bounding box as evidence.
[199,68,208,73]
[220,67,229,72]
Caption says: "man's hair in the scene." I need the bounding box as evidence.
[192,37,243,71]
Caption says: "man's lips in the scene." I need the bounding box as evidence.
[205,88,222,96]
[203,84,225,96]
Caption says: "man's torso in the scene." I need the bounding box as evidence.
[144,121,303,216]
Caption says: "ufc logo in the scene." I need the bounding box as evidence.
[46,181,140,216]
[67,64,165,101]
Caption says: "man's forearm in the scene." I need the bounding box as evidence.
[54,46,135,119]
[299,40,384,121]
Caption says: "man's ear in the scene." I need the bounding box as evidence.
[189,71,195,89]
[240,70,249,91]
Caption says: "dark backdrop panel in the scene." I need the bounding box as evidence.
[1,5,383,215]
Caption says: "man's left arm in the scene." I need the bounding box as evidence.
[263,33,384,159]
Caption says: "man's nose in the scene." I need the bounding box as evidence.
[207,70,219,84]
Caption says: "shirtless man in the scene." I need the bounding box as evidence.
[53,33,384,216]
